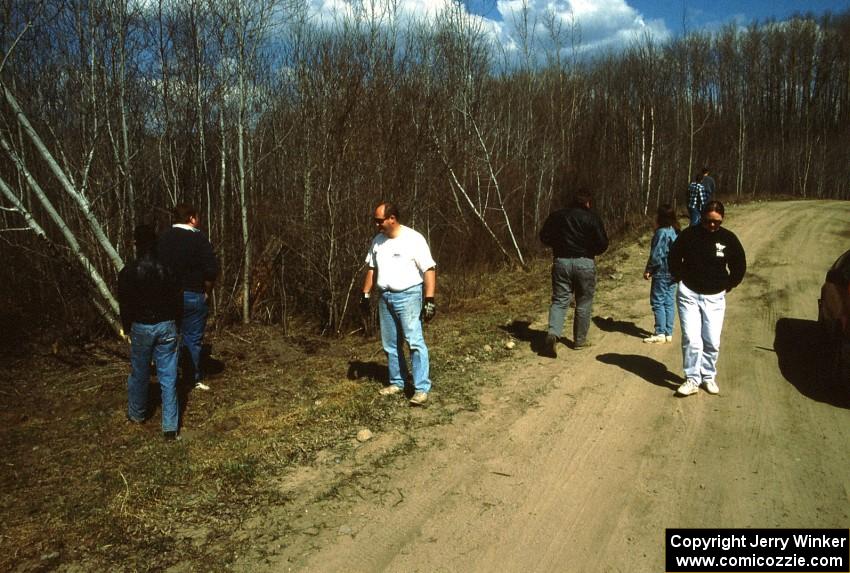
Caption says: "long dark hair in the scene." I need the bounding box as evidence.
[656,204,680,231]
[702,200,725,218]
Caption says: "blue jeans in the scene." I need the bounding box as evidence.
[182,291,209,382]
[378,284,431,393]
[650,275,676,336]
[548,257,596,345]
[128,321,179,432]
[688,207,701,227]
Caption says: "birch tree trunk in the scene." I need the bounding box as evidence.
[737,95,745,199]
[0,137,121,331]
[432,128,513,263]
[470,116,526,267]
[113,0,136,232]
[1,84,124,272]
[237,61,251,324]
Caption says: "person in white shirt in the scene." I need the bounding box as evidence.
[361,202,436,406]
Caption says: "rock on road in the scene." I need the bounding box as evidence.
[249,200,850,573]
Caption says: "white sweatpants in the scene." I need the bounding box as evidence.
[676,282,726,384]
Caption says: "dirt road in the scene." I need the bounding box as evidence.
[241,200,850,572]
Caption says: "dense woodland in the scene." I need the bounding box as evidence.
[1,1,848,339]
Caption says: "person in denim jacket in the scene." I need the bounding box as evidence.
[643,204,680,343]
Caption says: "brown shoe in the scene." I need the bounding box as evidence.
[543,334,558,358]
[409,391,428,406]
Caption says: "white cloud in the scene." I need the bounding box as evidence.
[307,0,460,25]
[494,0,670,57]
[301,0,671,61]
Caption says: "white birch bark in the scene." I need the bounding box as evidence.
[431,130,513,263]
[1,84,124,271]
[0,137,121,330]
[237,24,251,325]
[470,116,526,267]
[737,97,745,199]
[643,103,655,215]
[115,0,136,231]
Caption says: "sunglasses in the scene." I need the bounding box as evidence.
[704,217,723,226]
[373,217,387,224]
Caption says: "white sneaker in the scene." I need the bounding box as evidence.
[665,335,673,343]
[409,391,429,406]
[676,379,700,396]
[643,334,666,344]
[379,385,402,396]
[701,379,719,395]
[194,381,210,391]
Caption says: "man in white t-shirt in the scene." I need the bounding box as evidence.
[361,202,437,406]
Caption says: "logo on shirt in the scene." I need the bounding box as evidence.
[715,243,726,258]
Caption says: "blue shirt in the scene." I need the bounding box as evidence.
[645,226,678,277]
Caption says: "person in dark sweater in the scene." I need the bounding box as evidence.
[157,203,219,390]
[118,224,183,440]
[668,200,746,397]
[539,192,609,356]
[701,166,716,202]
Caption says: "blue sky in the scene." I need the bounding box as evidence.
[307,0,848,57]
[627,0,848,34]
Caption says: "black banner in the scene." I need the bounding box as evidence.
[666,529,849,572]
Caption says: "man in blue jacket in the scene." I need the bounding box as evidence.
[539,192,609,357]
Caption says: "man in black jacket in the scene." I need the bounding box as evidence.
[539,192,609,357]
[118,224,183,440]
[157,203,219,390]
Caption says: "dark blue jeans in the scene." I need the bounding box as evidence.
[688,207,701,227]
[128,321,179,432]
[548,257,596,345]
[182,291,209,382]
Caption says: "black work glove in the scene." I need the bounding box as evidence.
[359,293,371,315]
[421,297,436,322]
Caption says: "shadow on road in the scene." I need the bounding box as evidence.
[347,360,389,385]
[140,343,228,427]
[500,320,551,356]
[592,316,652,340]
[596,353,682,389]
[774,317,849,408]
[502,318,628,355]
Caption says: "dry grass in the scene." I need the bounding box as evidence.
[0,257,555,572]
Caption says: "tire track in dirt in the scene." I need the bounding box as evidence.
[241,200,850,573]
[621,201,850,546]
